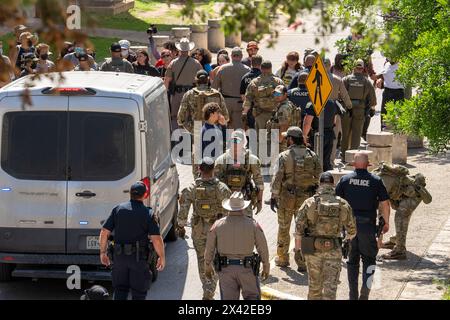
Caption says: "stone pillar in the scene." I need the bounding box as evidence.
[171,27,191,43]
[147,35,170,65]
[407,135,424,149]
[392,133,408,164]
[327,169,353,186]
[225,31,242,48]
[190,24,208,50]
[366,132,394,166]
[345,150,376,164]
[208,19,225,53]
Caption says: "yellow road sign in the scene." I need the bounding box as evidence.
[305,56,333,116]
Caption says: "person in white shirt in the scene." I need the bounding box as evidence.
[376,60,405,126]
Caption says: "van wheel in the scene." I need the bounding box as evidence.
[0,263,14,282]
[165,202,178,242]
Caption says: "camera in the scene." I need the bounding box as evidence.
[147,24,158,35]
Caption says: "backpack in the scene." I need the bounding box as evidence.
[193,178,223,220]
[193,88,222,121]
[372,162,409,201]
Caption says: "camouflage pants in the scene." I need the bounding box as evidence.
[390,197,421,254]
[305,249,342,300]
[277,205,306,270]
[192,217,218,299]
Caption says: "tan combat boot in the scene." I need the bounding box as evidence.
[275,255,290,267]
[381,250,407,260]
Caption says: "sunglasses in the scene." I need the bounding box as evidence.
[273,92,283,97]
[161,55,170,58]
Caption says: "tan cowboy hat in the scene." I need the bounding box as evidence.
[222,192,251,212]
[175,37,195,52]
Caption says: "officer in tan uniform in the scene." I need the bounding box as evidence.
[341,59,376,155]
[295,172,357,300]
[212,47,251,129]
[271,126,322,271]
[177,157,231,300]
[177,70,229,134]
[266,85,302,153]
[164,38,203,130]
[204,192,270,300]
[214,130,264,217]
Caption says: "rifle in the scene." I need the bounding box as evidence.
[376,216,386,249]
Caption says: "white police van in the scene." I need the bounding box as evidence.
[0,72,179,281]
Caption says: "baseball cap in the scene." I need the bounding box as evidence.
[130,181,147,197]
[80,285,109,300]
[247,41,259,50]
[196,69,209,80]
[281,126,303,138]
[319,172,335,184]
[355,59,365,68]
[261,60,272,69]
[119,39,131,50]
[274,85,287,94]
[110,42,122,53]
[230,130,247,144]
[231,47,243,56]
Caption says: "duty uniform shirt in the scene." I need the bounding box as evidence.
[335,169,389,228]
[304,100,339,130]
[240,68,261,95]
[103,200,160,244]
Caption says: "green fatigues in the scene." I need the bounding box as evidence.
[178,178,231,299]
[295,186,356,300]
[341,73,376,155]
[271,145,322,267]
[244,75,284,153]
[214,149,264,217]
[389,197,421,254]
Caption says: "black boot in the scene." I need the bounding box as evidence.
[359,287,370,300]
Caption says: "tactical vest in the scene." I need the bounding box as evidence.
[192,88,222,121]
[309,195,343,238]
[346,75,367,108]
[267,101,301,131]
[254,78,279,112]
[102,58,128,72]
[280,147,317,209]
[225,150,251,191]
[193,179,223,221]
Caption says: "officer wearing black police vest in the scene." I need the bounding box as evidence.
[335,152,390,300]
[99,182,166,300]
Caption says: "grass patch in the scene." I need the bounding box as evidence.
[82,0,219,32]
[0,33,15,56]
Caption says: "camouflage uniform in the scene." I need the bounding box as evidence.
[266,99,302,153]
[295,185,356,300]
[244,74,284,149]
[177,84,229,134]
[178,177,232,299]
[214,149,264,217]
[271,144,322,268]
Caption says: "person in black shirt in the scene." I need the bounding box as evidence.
[99,182,165,300]
[240,55,262,129]
[133,49,160,77]
[335,152,390,300]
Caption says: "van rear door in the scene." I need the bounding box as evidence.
[0,96,68,253]
[66,97,142,254]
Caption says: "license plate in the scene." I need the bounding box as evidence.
[86,236,100,250]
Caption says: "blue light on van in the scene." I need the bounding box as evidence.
[1,188,11,192]
[79,221,89,225]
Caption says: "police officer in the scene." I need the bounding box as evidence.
[295,172,357,300]
[267,85,301,153]
[214,130,264,217]
[100,42,134,73]
[204,192,270,300]
[178,70,229,134]
[303,99,340,171]
[341,59,376,155]
[212,47,250,129]
[288,71,310,117]
[164,38,203,130]
[177,157,231,300]
[240,55,263,129]
[242,60,284,151]
[271,126,322,270]
[335,152,390,300]
[99,182,165,300]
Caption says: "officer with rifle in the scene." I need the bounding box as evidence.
[204,192,270,300]
[99,182,165,300]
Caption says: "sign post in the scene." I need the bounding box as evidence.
[305,55,333,168]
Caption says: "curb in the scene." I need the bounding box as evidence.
[260,286,304,300]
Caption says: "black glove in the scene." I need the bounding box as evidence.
[270,198,278,213]
[369,108,375,117]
